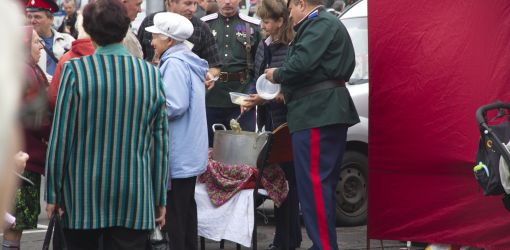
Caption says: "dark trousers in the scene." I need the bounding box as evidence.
[291,124,348,250]
[63,227,149,250]
[273,162,302,249]
[165,177,198,250]
[206,107,256,146]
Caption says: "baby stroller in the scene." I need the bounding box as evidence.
[475,102,510,210]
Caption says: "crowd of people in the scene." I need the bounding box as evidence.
[0,0,359,249]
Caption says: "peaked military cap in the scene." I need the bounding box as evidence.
[26,0,59,13]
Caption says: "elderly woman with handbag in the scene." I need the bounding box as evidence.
[45,0,169,249]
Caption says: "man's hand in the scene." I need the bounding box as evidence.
[264,68,277,83]
[274,93,285,104]
[155,206,166,227]
[46,204,64,219]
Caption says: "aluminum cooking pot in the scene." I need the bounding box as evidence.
[212,124,270,166]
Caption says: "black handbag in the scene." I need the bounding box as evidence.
[42,213,68,250]
[147,227,170,250]
[475,103,510,199]
[475,120,510,196]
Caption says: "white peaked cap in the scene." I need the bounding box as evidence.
[145,12,194,42]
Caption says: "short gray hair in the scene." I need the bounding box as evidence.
[156,33,170,41]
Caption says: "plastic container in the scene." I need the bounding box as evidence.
[256,74,281,100]
[229,92,250,106]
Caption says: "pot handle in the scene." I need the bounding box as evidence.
[255,131,271,150]
[212,123,227,133]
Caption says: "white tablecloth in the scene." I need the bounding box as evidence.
[195,183,254,247]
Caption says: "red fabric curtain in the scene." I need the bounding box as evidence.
[368,1,510,249]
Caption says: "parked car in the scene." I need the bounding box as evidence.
[336,0,369,226]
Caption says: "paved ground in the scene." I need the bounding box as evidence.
[2,181,410,249]
[4,212,410,250]
[7,223,409,250]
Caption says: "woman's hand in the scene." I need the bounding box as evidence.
[14,151,29,173]
[204,72,217,90]
[241,94,265,112]
[247,94,265,106]
[46,204,64,219]
[155,206,166,227]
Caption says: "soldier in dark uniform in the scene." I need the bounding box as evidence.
[265,0,360,249]
[201,0,261,145]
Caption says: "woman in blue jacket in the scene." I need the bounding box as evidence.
[146,12,209,250]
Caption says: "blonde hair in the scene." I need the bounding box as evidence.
[256,0,294,45]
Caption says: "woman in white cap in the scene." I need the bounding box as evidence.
[145,12,209,250]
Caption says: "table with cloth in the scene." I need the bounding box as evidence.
[195,159,288,247]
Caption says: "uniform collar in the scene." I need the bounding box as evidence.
[219,11,239,21]
[294,5,322,29]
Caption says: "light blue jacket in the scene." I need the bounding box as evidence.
[159,43,209,183]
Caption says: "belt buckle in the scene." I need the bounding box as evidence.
[219,72,228,82]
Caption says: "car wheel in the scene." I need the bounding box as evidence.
[335,150,368,226]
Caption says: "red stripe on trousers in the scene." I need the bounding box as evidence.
[310,128,330,250]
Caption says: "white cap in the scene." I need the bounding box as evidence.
[145,12,193,42]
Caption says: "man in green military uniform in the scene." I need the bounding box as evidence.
[265,0,359,249]
[201,0,261,145]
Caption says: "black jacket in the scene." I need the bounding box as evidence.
[57,12,78,39]
[252,39,288,130]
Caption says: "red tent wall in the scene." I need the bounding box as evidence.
[368,1,510,249]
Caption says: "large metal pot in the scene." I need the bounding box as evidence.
[212,124,270,166]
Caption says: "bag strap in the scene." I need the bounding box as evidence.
[54,214,69,250]
[244,22,253,84]
[42,214,56,250]
[42,214,69,250]
[39,40,59,64]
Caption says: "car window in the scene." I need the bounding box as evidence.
[342,17,368,84]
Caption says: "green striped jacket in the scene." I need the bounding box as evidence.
[45,44,169,230]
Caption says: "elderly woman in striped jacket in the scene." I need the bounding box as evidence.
[45,0,169,249]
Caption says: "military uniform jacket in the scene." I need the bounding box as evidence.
[273,7,360,133]
[202,12,261,107]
